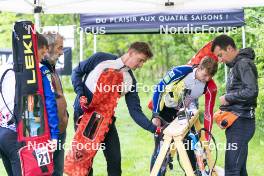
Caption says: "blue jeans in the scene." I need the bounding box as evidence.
[0,127,22,176]
[52,131,66,176]
[225,118,255,176]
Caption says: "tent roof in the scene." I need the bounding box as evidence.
[0,0,264,14]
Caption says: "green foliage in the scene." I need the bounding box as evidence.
[0,12,33,48]
[256,78,264,135]
[244,7,264,132]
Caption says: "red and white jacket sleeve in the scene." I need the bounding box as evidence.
[204,79,217,141]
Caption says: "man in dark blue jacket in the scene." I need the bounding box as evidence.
[211,34,258,176]
[71,42,158,176]
[42,32,67,176]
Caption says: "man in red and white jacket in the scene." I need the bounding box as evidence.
[187,41,218,140]
[149,42,219,175]
[149,41,218,140]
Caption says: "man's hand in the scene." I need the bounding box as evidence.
[219,95,229,106]
[79,96,89,112]
[152,117,161,127]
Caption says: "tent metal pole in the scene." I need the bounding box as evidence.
[34,13,40,31]
[93,34,97,53]
[242,26,246,48]
[34,0,41,30]
[80,28,84,61]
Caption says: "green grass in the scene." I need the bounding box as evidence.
[1,90,264,175]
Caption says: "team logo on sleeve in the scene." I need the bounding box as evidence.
[163,70,175,84]
[46,74,55,93]
[163,75,170,84]
[50,82,55,93]
[168,70,175,78]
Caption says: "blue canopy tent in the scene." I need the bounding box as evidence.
[80,9,244,34]
[80,9,244,53]
[80,9,245,82]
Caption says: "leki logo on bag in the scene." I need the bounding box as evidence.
[22,34,36,84]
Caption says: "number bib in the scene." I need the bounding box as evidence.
[35,147,51,167]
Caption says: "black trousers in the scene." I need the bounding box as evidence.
[52,131,67,176]
[74,111,122,176]
[0,127,22,176]
[225,118,255,176]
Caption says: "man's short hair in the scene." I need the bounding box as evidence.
[129,42,153,58]
[37,33,48,49]
[211,34,236,52]
[199,57,218,76]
